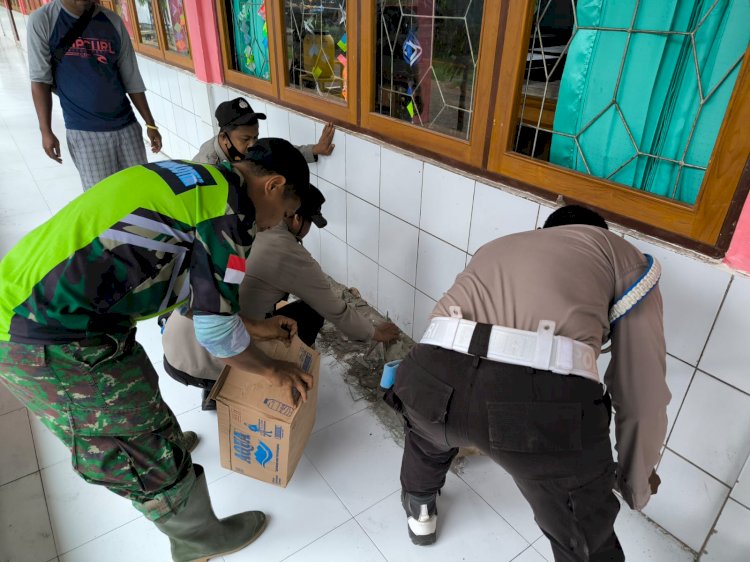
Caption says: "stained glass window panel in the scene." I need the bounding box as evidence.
[226,0,272,80]
[134,0,159,47]
[375,0,485,140]
[157,0,190,56]
[284,0,349,102]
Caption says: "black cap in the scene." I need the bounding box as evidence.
[215,97,267,128]
[297,185,327,228]
[243,138,311,196]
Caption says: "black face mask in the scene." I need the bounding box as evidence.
[222,133,245,161]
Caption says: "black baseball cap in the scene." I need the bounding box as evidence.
[243,138,311,196]
[297,185,327,228]
[215,97,267,128]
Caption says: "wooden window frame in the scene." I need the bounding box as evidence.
[125,0,194,71]
[486,0,750,247]
[269,0,359,124]
[215,0,278,99]
[360,0,502,168]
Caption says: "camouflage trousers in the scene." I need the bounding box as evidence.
[0,330,195,521]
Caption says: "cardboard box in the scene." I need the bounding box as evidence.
[209,336,320,487]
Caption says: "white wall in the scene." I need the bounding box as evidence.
[138,56,750,559]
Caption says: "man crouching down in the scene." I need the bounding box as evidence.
[0,139,314,562]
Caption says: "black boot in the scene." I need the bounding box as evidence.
[154,465,266,562]
[201,388,216,411]
[402,490,438,546]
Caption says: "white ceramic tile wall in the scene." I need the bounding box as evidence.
[136,57,216,163]
[413,290,438,342]
[420,164,475,250]
[317,178,347,242]
[190,79,213,125]
[316,124,346,188]
[263,104,292,141]
[380,147,423,226]
[347,194,380,262]
[627,237,732,366]
[469,182,540,254]
[699,274,750,394]
[347,247,379,307]
[176,72,194,113]
[377,267,416,338]
[288,111,320,175]
[535,204,555,228]
[346,135,381,206]
[320,230,348,286]
[379,211,419,285]
[416,231,467,302]
[668,372,750,485]
[643,449,729,551]
[306,223,322,264]
[701,499,750,561]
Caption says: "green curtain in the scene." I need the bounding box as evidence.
[550,0,749,204]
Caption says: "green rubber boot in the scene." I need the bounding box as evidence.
[155,465,267,562]
[182,431,199,453]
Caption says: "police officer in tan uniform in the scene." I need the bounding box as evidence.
[389,205,669,561]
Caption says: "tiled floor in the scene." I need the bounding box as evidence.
[0,34,697,562]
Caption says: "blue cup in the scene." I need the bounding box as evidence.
[380,359,402,391]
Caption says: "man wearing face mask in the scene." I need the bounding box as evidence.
[161,184,400,409]
[194,97,335,165]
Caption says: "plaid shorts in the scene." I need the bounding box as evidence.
[67,120,149,191]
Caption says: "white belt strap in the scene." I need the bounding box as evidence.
[420,317,599,383]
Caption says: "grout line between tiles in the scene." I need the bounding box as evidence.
[277,518,354,561]
[511,544,543,561]
[304,410,402,519]
[456,470,537,548]
[662,446,734,490]
[693,276,734,369]
[663,365,699,448]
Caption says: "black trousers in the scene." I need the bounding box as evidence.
[272,300,324,348]
[392,344,623,562]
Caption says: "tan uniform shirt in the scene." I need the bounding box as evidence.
[433,225,669,511]
[193,137,316,166]
[162,223,374,381]
[240,222,375,341]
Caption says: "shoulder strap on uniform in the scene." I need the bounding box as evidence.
[52,3,96,66]
[609,254,661,325]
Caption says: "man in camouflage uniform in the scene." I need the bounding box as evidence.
[0,139,314,561]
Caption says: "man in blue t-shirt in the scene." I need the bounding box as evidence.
[27,0,162,190]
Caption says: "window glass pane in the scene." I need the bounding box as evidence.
[134,0,159,47]
[157,0,190,55]
[284,0,348,101]
[512,0,749,205]
[225,0,272,80]
[115,0,135,40]
[375,1,484,140]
